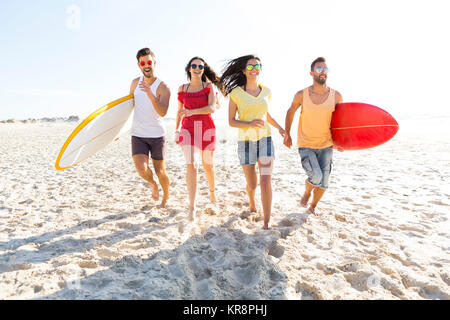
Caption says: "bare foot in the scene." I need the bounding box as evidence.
[253,215,263,223]
[307,205,318,215]
[188,206,197,222]
[151,182,159,201]
[263,224,271,230]
[300,192,310,208]
[158,198,168,208]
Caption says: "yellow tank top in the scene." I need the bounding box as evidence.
[297,87,335,149]
[230,85,272,141]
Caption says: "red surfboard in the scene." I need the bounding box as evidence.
[331,102,399,150]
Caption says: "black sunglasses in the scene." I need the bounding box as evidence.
[191,64,204,70]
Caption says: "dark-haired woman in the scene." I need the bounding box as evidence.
[220,55,285,230]
[176,57,222,221]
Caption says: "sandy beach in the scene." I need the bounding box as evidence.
[0,116,449,300]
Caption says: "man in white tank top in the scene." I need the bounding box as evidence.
[129,48,171,208]
[284,57,343,215]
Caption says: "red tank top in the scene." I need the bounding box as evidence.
[177,86,215,131]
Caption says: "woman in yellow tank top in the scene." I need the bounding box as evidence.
[220,55,285,230]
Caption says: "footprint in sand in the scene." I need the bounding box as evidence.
[440,272,450,286]
[268,269,285,282]
[232,265,259,286]
[398,225,426,234]
[116,222,133,229]
[358,235,371,243]
[334,214,347,222]
[295,282,322,300]
[78,260,98,269]
[428,200,448,206]
[338,261,360,273]
[97,248,120,259]
[267,243,285,259]
[379,224,395,231]
[125,279,145,289]
[203,207,217,216]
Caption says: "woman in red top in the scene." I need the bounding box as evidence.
[176,56,223,221]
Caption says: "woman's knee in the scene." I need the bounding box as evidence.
[247,183,257,191]
[202,162,214,173]
[186,163,198,172]
[259,174,272,189]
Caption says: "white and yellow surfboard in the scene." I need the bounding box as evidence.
[55,94,134,170]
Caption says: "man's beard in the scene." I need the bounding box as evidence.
[315,75,326,85]
[142,69,153,78]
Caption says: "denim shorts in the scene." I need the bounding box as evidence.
[238,136,275,165]
[298,146,333,189]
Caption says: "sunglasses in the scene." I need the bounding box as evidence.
[246,64,261,71]
[191,64,204,70]
[140,60,153,67]
[315,66,329,74]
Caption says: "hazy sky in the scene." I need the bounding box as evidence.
[1,0,449,122]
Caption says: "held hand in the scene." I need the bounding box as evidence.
[249,119,265,128]
[174,131,180,145]
[333,144,344,152]
[278,128,286,138]
[179,108,192,117]
[138,81,153,97]
[283,135,292,148]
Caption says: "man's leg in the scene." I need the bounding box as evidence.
[309,147,333,214]
[300,179,315,207]
[309,187,326,215]
[298,148,322,208]
[133,154,159,201]
[152,159,170,208]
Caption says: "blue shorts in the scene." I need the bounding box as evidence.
[298,146,333,189]
[238,136,275,165]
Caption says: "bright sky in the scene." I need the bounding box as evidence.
[1,0,449,122]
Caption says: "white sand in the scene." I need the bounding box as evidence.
[0,117,449,300]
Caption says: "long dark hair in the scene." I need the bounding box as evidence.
[185,56,223,94]
[220,54,261,96]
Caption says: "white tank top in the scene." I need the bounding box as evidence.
[131,76,166,138]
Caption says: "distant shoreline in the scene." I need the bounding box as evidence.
[0,116,230,124]
[0,115,80,124]
[1,112,448,124]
